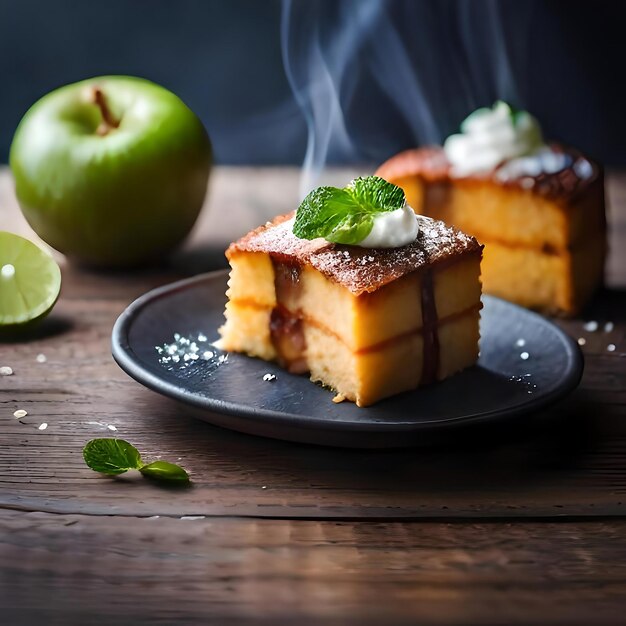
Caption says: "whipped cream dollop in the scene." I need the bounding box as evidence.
[495,146,572,182]
[357,203,419,248]
[443,101,544,177]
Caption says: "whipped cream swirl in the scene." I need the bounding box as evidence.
[357,203,419,248]
[443,101,544,177]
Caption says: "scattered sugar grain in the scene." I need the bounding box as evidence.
[604,322,614,333]
[583,321,599,332]
[607,344,617,352]
[36,353,47,363]
[515,338,526,347]
[0,366,13,376]
[13,409,27,419]
[263,373,276,382]
[38,423,48,430]
[577,337,586,346]
[261,486,267,489]
[520,352,530,361]
[107,424,117,431]
[180,516,205,521]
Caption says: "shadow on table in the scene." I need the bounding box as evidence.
[578,287,626,323]
[0,313,74,344]
[146,386,603,498]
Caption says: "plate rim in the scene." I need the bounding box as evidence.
[111,270,584,434]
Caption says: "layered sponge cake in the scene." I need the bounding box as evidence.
[219,213,483,407]
[376,103,606,315]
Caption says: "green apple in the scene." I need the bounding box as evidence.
[10,76,211,268]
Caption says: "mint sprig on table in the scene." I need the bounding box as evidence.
[83,438,189,483]
[293,175,406,244]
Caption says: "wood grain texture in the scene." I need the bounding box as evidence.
[1,167,626,624]
[1,167,625,520]
[1,510,625,626]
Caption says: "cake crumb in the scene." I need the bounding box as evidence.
[0,366,13,376]
[13,409,27,419]
[332,393,346,403]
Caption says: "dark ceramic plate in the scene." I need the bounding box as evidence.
[112,270,583,448]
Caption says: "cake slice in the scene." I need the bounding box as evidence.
[219,201,483,407]
[376,102,606,316]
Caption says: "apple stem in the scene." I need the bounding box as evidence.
[92,88,120,135]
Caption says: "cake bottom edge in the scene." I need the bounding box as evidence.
[219,304,480,407]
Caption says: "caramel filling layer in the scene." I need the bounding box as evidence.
[230,296,479,353]
[269,259,308,374]
[245,259,479,376]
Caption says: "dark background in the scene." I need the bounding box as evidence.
[0,0,624,167]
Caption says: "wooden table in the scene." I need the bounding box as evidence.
[1,166,625,625]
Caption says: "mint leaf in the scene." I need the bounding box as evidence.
[348,176,405,213]
[82,438,143,475]
[503,102,523,126]
[325,212,375,245]
[496,100,526,126]
[140,461,190,483]
[293,176,405,245]
[82,438,191,483]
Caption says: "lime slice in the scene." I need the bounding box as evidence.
[0,231,61,328]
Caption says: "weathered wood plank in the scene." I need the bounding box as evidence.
[0,305,625,519]
[1,510,625,625]
[1,167,626,520]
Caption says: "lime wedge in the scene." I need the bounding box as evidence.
[0,232,61,328]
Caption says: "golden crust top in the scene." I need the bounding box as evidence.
[375,144,601,202]
[227,212,482,296]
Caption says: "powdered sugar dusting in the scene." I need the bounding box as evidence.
[229,212,481,296]
[228,212,328,261]
[375,144,599,201]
